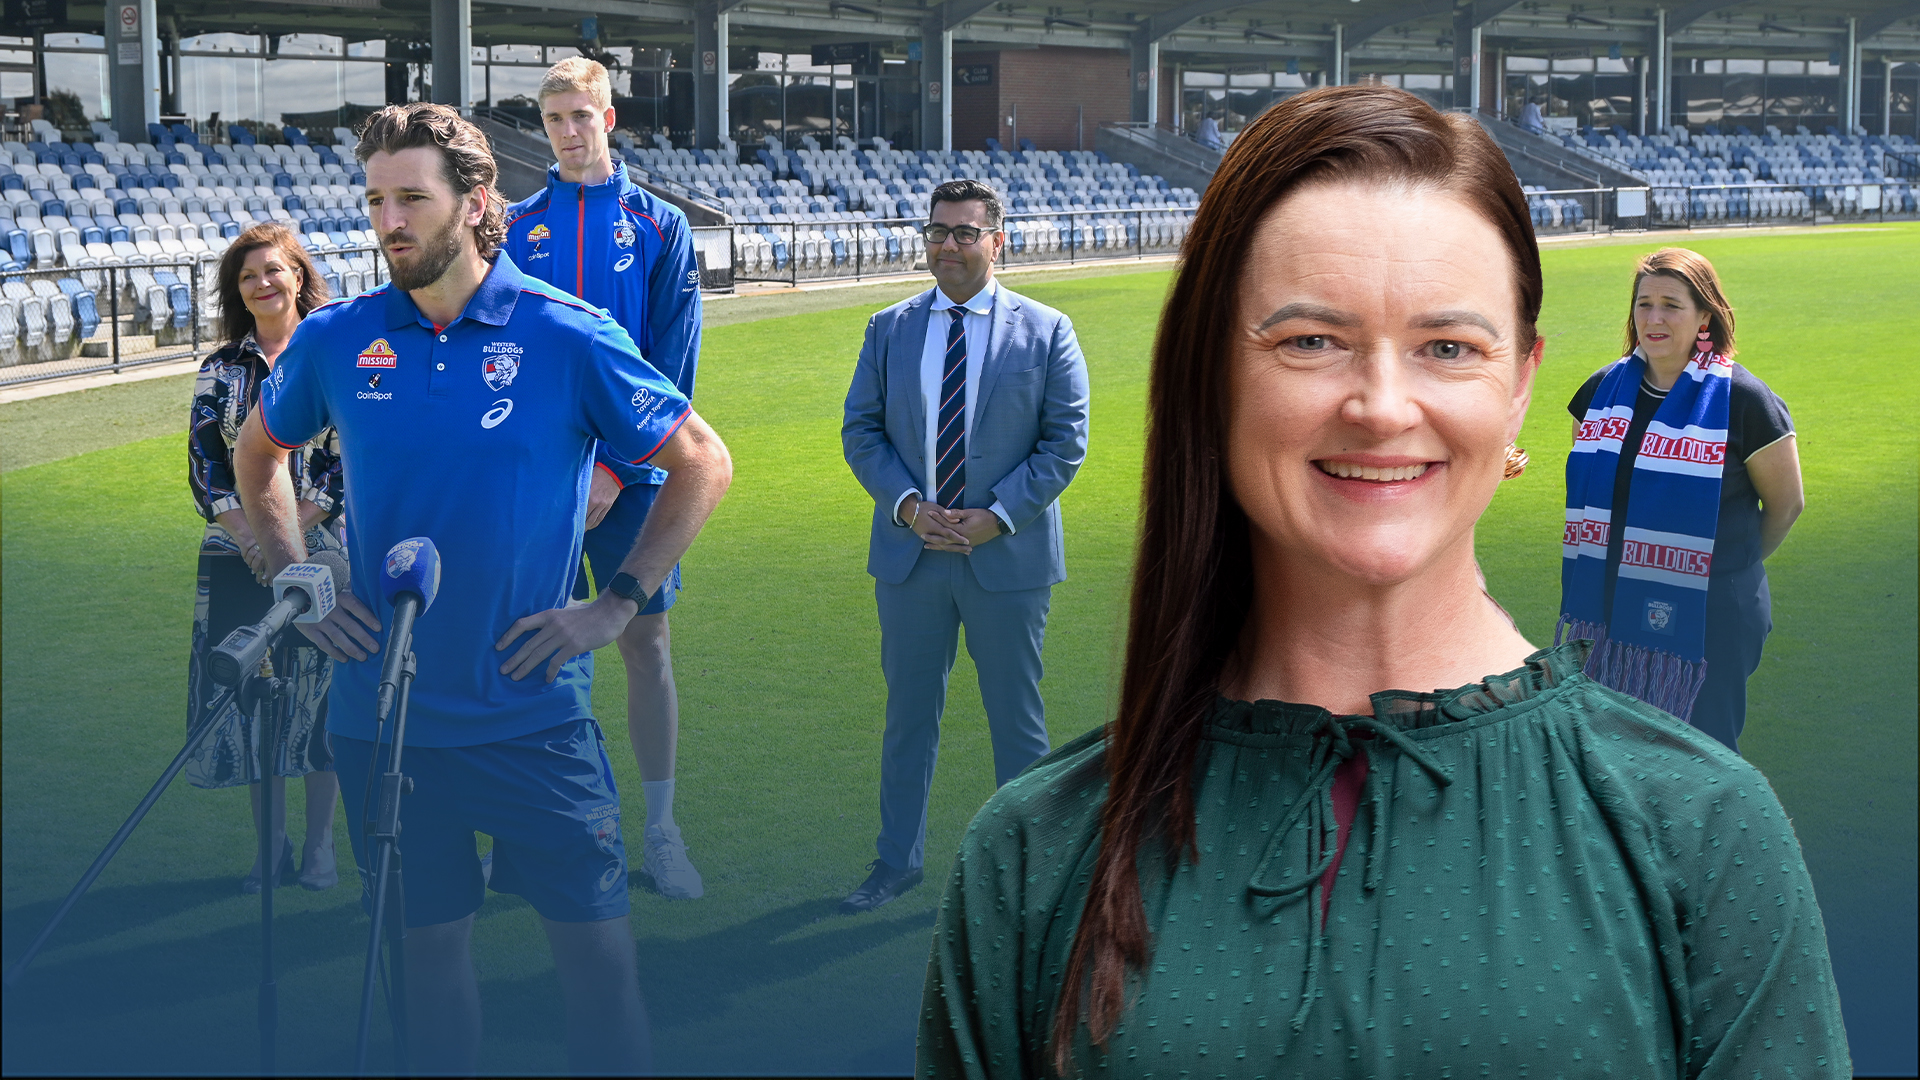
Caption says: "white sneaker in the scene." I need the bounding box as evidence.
[641,824,705,900]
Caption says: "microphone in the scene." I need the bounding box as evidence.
[209,551,348,687]
[375,538,441,723]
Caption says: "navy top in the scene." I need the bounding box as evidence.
[503,162,702,488]
[259,252,690,746]
[1569,361,1793,595]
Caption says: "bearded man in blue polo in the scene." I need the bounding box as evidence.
[232,103,732,1075]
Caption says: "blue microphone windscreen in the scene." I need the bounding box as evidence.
[380,537,442,613]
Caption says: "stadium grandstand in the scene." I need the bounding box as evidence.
[2,0,1917,377]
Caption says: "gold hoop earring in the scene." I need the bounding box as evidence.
[1502,443,1529,481]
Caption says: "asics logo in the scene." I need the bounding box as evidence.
[614,253,634,272]
[481,399,514,428]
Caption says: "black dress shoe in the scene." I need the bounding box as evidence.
[840,860,923,914]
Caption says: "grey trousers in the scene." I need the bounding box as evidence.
[874,550,1052,871]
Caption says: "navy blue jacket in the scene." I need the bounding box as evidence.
[503,162,701,486]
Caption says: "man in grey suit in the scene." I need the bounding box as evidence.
[839,179,1090,913]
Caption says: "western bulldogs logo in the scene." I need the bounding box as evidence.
[613,221,635,249]
[1644,599,1676,635]
[481,341,523,391]
[385,539,424,577]
[586,804,623,892]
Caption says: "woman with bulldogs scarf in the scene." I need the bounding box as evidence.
[1559,248,1804,752]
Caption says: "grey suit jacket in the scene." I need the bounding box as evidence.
[842,283,1090,592]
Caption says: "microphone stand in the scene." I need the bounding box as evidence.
[240,635,300,1076]
[354,635,417,1076]
[4,677,243,989]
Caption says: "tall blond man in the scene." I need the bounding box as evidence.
[501,58,709,899]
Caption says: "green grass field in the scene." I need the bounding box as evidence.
[3,227,1916,1075]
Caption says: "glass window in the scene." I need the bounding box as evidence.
[1765,60,1804,75]
[181,54,263,124]
[46,52,110,122]
[1554,58,1595,73]
[347,40,385,59]
[277,34,341,58]
[1229,72,1269,88]
[46,33,104,48]
[1698,60,1724,75]
[1597,57,1631,74]
[1726,59,1763,74]
[1507,56,1548,72]
[1183,71,1226,87]
[183,33,262,54]
[1808,61,1838,76]
[1404,73,1443,89]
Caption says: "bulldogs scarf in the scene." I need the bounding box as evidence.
[1558,343,1731,719]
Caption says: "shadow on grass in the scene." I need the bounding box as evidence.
[4,887,933,1076]
[482,895,935,1073]
[2,874,251,969]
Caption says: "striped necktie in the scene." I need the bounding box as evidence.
[934,306,969,508]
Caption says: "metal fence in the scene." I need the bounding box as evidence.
[728,209,1194,286]
[1,244,387,387]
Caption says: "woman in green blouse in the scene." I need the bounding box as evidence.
[918,85,1846,1078]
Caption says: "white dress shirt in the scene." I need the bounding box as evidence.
[892,278,1014,533]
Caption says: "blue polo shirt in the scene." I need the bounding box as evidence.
[258,252,690,747]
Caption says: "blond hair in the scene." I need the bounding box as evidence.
[540,57,612,111]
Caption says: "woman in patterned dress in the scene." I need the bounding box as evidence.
[187,222,344,893]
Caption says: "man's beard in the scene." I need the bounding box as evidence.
[382,212,465,291]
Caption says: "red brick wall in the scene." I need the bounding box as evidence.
[998,46,1130,151]
[952,50,1001,152]
[946,46,1131,152]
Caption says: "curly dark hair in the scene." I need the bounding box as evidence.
[216,222,330,346]
[353,103,507,258]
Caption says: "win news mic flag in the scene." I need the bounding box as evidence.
[375,537,441,722]
[209,552,347,686]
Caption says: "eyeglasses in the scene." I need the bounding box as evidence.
[923,224,999,246]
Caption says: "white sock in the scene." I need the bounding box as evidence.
[643,779,676,834]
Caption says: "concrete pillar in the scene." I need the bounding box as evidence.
[694,2,722,148]
[1885,58,1895,137]
[1329,23,1345,87]
[105,0,159,140]
[1130,33,1159,126]
[1842,17,1859,132]
[430,0,471,108]
[1451,6,1473,111]
[1651,7,1667,136]
[920,17,951,151]
[1634,53,1648,136]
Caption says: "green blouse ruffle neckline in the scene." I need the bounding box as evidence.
[1210,640,1592,738]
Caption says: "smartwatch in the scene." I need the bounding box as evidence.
[606,571,649,606]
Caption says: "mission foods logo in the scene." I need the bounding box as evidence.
[356,338,398,369]
[527,224,551,242]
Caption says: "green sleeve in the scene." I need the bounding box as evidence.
[918,724,1112,1079]
[917,830,1034,1080]
[1673,769,1850,1078]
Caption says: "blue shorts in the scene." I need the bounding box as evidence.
[333,718,630,928]
[571,479,680,615]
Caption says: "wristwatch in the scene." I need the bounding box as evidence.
[996,516,1012,536]
[606,571,649,606]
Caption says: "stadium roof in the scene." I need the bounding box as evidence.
[37,0,1920,64]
